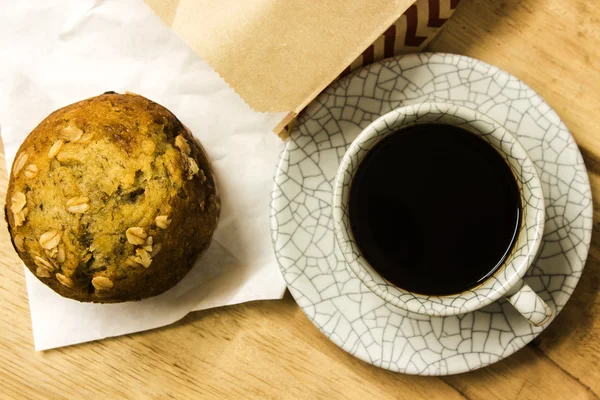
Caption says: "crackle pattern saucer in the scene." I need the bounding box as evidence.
[270,53,593,375]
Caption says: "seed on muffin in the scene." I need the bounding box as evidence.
[91,276,114,291]
[198,169,207,183]
[134,248,152,268]
[11,192,28,227]
[13,208,28,227]
[151,243,162,257]
[143,236,153,252]
[13,152,28,177]
[125,256,140,267]
[79,132,94,143]
[186,157,199,179]
[23,164,39,178]
[39,230,61,250]
[66,196,90,214]
[35,266,51,278]
[58,124,83,142]
[48,140,64,158]
[175,135,191,155]
[45,248,58,260]
[14,235,25,252]
[55,273,74,288]
[34,256,54,273]
[11,192,26,213]
[126,227,147,245]
[56,245,65,263]
[155,215,171,229]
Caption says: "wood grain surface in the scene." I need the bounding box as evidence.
[1,0,599,399]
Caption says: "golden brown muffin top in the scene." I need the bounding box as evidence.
[6,93,219,302]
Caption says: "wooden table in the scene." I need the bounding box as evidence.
[1,0,599,398]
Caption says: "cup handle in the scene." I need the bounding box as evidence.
[505,280,552,326]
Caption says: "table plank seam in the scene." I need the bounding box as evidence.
[529,346,600,399]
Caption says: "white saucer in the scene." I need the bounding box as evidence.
[270,53,593,375]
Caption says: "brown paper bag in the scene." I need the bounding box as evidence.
[145,0,462,135]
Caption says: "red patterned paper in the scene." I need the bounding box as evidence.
[341,0,462,76]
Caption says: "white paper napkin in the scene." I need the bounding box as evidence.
[0,0,288,350]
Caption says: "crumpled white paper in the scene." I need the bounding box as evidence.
[0,0,288,350]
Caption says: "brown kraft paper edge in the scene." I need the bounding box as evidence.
[144,0,415,114]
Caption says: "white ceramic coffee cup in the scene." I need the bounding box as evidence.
[332,103,552,326]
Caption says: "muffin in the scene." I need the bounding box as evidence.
[5,92,220,303]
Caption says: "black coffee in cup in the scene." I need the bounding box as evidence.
[348,124,522,295]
